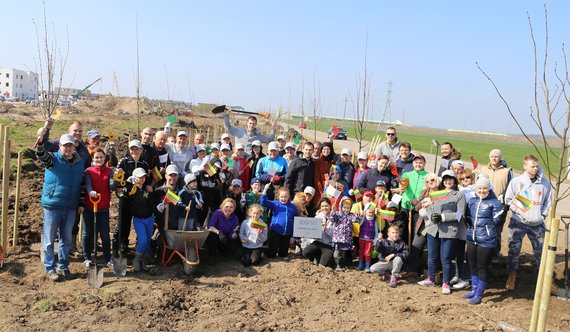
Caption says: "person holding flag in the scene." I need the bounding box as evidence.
[239,204,269,267]
[503,154,551,291]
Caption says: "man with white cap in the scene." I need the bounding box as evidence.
[124,127,159,176]
[276,135,287,156]
[35,133,84,281]
[255,141,288,188]
[338,147,356,190]
[223,108,276,154]
[285,141,315,195]
[165,130,193,176]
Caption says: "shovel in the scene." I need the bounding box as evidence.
[88,194,104,288]
[113,196,128,276]
[558,216,570,301]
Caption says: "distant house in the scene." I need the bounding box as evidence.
[0,67,38,99]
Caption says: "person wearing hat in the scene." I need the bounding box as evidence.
[127,167,155,272]
[232,143,251,190]
[193,143,225,227]
[220,133,233,152]
[393,154,428,210]
[284,141,315,196]
[223,107,277,154]
[338,147,356,190]
[223,178,246,221]
[189,144,208,175]
[352,151,370,190]
[418,170,466,295]
[165,130,193,176]
[176,173,204,231]
[303,186,318,217]
[255,141,288,189]
[154,165,184,231]
[245,140,265,191]
[357,154,394,194]
[276,135,287,156]
[35,133,84,282]
[244,177,269,221]
[283,142,297,166]
[113,139,151,255]
[374,126,401,162]
[85,129,101,155]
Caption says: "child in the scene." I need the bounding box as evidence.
[260,183,298,259]
[239,204,269,267]
[358,203,379,272]
[324,165,347,209]
[351,190,375,253]
[129,167,155,272]
[177,173,204,231]
[83,148,116,270]
[374,180,390,210]
[303,198,335,267]
[331,197,356,270]
[370,224,409,287]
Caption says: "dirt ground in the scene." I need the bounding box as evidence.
[1,98,570,331]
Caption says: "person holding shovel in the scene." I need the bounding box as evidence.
[223,108,277,154]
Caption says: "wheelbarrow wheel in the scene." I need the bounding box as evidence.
[183,261,196,275]
[183,245,198,275]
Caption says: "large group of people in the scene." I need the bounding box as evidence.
[35,111,552,305]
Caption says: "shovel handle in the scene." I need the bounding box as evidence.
[89,193,102,213]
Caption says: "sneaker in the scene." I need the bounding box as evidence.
[388,277,398,288]
[83,260,93,271]
[449,276,460,285]
[46,270,61,282]
[442,282,451,295]
[452,279,470,290]
[107,261,114,270]
[282,256,290,261]
[417,278,435,286]
[383,272,391,282]
[57,269,75,281]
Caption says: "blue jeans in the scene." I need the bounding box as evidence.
[134,216,154,254]
[43,208,76,272]
[507,218,545,272]
[427,234,457,283]
[82,209,112,263]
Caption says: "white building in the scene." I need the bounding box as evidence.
[0,67,38,99]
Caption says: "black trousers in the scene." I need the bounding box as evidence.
[266,230,291,258]
[242,247,263,266]
[206,232,238,256]
[466,242,494,282]
[113,196,132,250]
[303,241,334,267]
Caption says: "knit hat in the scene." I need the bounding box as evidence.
[340,196,352,207]
[475,175,491,188]
[304,186,316,196]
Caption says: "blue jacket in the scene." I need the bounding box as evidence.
[37,146,84,210]
[260,194,297,236]
[466,190,503,248]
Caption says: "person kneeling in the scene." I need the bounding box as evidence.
[239,204,268,266]
[303,198,335,268]
[206,198,240,261]
[370,224,409,288]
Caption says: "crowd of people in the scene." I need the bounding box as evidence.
[34,110,552,305]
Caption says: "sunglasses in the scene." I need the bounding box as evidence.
[386,133,396,136]
[425,179,436,183]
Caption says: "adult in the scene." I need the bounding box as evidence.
[129,127,159,174]
[206,198,240,260]
[352,151,370,190]
[357,154,394,193]
[313,142,336,203]
[464,176,503,304]
[154,165,185,231]
[450,160,465,176]
[189,133,205,160]
[36,134,84,282]
[223,108,276,153]
[437,142,461,176]
[374,126,401,162]
[152,130,171,173]
[245,140,266,191]
[338,148,356,190]
[255,141,288,186]
[418,170,466,295]
[479,149,513,261]
[284,141,315,195]
[283,142,297,166]
[277,135,287,157]
[458,169,476,202]
[312,142,322,160]
[303,197,335,267]
[504,154,551,291]
[165,130,193,176]
[85,130,102,156]
[394,142,415,176]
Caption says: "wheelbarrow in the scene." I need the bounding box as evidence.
[160,200,208,275]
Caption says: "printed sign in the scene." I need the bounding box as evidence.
[293,217,323,239]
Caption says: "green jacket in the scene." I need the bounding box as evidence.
[400,170,428,210]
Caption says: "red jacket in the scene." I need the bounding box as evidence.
[84,165,112,210]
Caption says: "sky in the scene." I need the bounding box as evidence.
[2,1,570,135]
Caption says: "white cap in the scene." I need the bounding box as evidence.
[210,142,220,150]
[220,144,231,151]
[132,167,147,178]
[231,179,242,187]
[59,134,75,145]
[196,144,206,152]
[221,133,231,140]
[441,170,456,179]
[251,140,262,147]
[268,141,279,151]
[184,173,197,184]
[285,142,296,150]
[128,139,143,149]
[341,148,352,156]
[177,130,188,137]
[357,151,368,160]
[304,186,316,196]
[235,143,245,150]
[165,164,179,175]
[277,134,286,141]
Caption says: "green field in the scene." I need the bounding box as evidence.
[285,118,564,174]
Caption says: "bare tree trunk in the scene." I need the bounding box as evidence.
[352,33,371,152]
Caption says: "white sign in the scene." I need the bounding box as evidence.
[293,217,323,239]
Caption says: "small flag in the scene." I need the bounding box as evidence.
[380,209,396,221]
[366,202,377,211]
[470,156,479,169]
[430,189,448,202]
[391,162,399,176]
[512,193,532,212]
[294,133,301,144]
[248,159,255,168]
[250,220,267,231]
[227,157,235,168]
[164,189,180,204]
[151,166,163,182]
[353,189,363,201]
[52,109,62,120]
[167,115,179,123]
[333,125,340,135]
[325,184,342,199]
[368,154,376,161]
[398,178,410,190]
[204,162,217,176]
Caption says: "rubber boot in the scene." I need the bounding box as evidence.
[141,253,150,272]
[133,253,142,272]
[468,280,486,304]
[505,271,516,291]
[365,261,371,273]
[463,275,479,299]
[357,260,365,271]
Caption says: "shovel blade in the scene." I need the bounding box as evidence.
[87,268,104,288]
[113,258,127,276]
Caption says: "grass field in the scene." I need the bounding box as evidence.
[285,118,564,174]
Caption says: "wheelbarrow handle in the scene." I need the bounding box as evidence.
[89,193,102,213]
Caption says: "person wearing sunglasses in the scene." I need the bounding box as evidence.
[374,127,401,162]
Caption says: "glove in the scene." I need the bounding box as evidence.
[89,191,98,198]
[156,202,165,213]
[127,175,138,183]
[348,189,354,196]
[464,216,473,227]
[271,175,281,185]
[502,204,510,215]
[431,213,442,223]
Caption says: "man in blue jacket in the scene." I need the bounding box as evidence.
[36,134,84,282]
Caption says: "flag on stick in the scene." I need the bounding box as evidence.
[512,193,532,212]
[250,220,267,231]
[353,189,363,201]
[164,189,180,204]
[470,155,479,169]
[380,209,396,221]
[204,162,218,176]
[151,166,163,182]
[429,189,448,202]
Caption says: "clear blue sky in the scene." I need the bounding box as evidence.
[3,1,569,135]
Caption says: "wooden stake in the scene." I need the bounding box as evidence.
[1,126,10,251]
[0,124,3,178]
[529,212,552,331]
[536,217,560,331]
[12,151,22,247]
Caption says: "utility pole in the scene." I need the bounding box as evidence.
[377,81,393,132]
[342,96,348,127]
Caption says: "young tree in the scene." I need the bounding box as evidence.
[352,34,372,152]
